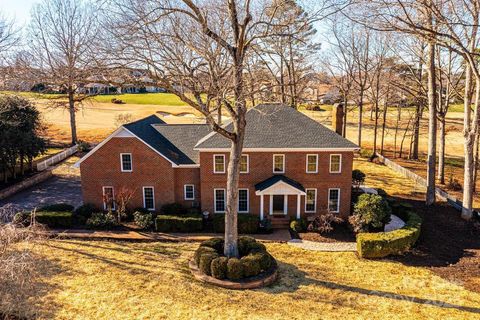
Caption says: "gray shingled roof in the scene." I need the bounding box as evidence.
[194,103,359,149]
[124,115,210,165]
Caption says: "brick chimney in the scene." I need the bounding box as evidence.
[332,103,344,135]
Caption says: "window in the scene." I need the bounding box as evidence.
[240,154,249,173]
[102,186,115,211]
[330,154,342,173]
[238,189,249,213]
[214,189,226,213]
[305,188,317,212]
[213,155,225,173]
[120,153,132,172]
[306,154,318,173]
[143,187,155,210]
[184,184,195,200]
[273,154,285,173]
[328,188,340,213]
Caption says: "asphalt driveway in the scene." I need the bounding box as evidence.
[0,156,82,211]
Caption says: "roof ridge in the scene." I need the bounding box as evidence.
[124,114,163,126]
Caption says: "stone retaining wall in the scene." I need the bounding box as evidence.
[0,169,53,201]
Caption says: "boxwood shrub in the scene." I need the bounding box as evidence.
[155,214,203,232]
[194,236,276,281]
[35,211,73,228]
[357,211,422,258]
[212,214,259,234]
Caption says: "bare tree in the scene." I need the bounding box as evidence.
[28,0,101,145]
[0,15,19,56]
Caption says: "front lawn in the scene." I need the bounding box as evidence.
[6,240,479,319]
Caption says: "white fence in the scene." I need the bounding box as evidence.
[37,145,78,171]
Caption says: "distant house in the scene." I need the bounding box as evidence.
[76,104,358,227]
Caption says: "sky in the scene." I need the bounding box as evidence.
[1,0,38,25]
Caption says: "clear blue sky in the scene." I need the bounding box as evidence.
[1,0,38,25]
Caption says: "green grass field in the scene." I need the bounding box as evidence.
[93,93,189,106]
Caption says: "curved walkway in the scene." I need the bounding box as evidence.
[288,238,357,252]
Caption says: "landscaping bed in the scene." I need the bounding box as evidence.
[298,223,355,243]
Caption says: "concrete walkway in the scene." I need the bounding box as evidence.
[50,228,292,243]
[288,238,357,252]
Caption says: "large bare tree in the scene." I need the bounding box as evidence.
[28,0,100,145]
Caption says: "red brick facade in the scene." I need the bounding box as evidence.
[80,136,353,219]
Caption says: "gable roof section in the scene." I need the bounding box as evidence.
[151,124,211,164]
[194,103,359,150]
[255,175,306,194]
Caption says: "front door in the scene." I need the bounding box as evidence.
[272,195,285,214]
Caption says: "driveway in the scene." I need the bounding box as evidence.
[0,156,82,211]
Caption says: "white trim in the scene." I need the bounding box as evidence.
[102,186,115,211]
[120,153,133,172]
[184,184,195,200]
[305,188,317,213]
[214,188,226,213]
[240,154,249,174]
[177,164,200,168]
[238,188,249,213]
[213,154,226,174]
[260,194,264,220]
[194,147,359,152]
[329,154,342,173]
[296,194,301,219]
[142,186,155,211]
[273,154,285,174]
[75,125,181,168]
[328,188,341,213]
[306,154,318,173]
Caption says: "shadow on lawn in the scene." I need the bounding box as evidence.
[267,260,480,315]
[0,250,65,320]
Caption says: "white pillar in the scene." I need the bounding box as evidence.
[260,194,264,220]
[269,195,273,215]
[284,195,288,215]
[296,194,301,219]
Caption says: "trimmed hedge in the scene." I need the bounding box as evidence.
[194,236,276,281]
[38,203,74,212]
[155,214,203,232]
[357,211,422,258]
[212,214,259,234]
[35,211,73,228]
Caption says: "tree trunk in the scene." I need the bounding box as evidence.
[68,90,78,145]
[342,98,348,137]
[380,103,388,155]
[280,57,286,104]
[410,103,421,160]
[437,115,446,184]
[425,39,437,206]
[372,100,379,155]
[394,106,401,158]
[358,91,364,148]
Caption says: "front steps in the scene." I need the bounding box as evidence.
[270,216,290,229]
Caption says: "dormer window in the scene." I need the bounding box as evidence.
[273,154,285,173]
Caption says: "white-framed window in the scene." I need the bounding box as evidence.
[120,153,132,172]
[306,154,318,173]
[328,188,340,213]
[214,188,226,213]
[184,184,195,200]
[143,186,155,210]
[102,186,115,211]
[238,189,249,213]
[240,154,249,173]
[273,154,285,173]
[305,188,317,213]
[213,154,225,173]
[330,154,342,173]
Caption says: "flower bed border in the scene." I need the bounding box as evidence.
[188,260,278,289]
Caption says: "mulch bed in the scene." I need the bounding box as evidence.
[299,223,356,243]
[391,199,480,293]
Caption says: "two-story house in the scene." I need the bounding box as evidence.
[76,104,359,226]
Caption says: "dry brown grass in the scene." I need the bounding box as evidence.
[4,239,476,319]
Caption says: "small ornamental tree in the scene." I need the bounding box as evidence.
[352,169,366,191]
[349,194,391,233]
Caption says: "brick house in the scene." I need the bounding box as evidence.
[76,104,359,226]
